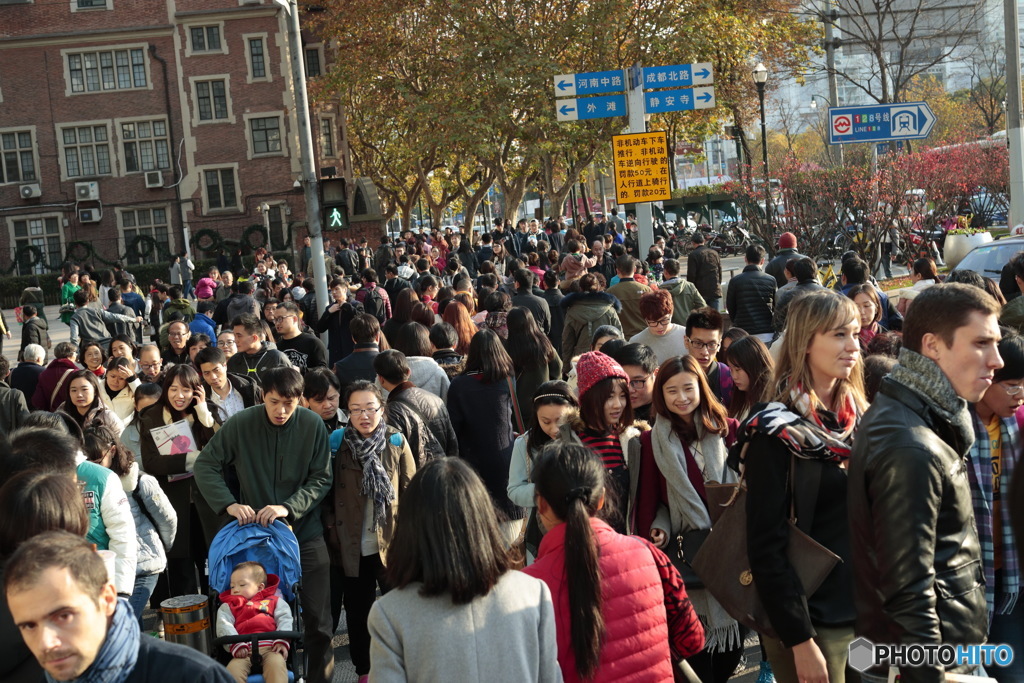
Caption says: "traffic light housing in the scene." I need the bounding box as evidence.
[320,177,348,230]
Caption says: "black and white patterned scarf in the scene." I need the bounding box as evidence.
[344,420,395,530]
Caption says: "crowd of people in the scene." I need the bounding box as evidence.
[1,215,1023,683]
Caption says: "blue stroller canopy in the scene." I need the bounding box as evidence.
[208,520,302,602]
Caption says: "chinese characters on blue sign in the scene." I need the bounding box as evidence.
[827,102,936,145]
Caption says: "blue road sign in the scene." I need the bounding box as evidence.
[644,87,716,114]
[642,63,713,89]
[875,140,905,155]
[553,70,625,97]
[828,102,936,145]
[555,94,627,121]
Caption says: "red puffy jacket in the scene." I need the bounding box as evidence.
[525,517,691,683]
[218,573,282,637]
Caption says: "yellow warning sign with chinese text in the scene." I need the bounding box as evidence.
[612,131,671,204]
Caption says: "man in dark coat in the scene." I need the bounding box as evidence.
[19,305,48,358]
[375,350,458,462]
[764,231,804,288]
[510,268,551,335]
[725,244,777,341]
[686,231,722,310]
[333,314,381,396]
[196,346,263,424]
[849,284,996,682]
[0,356,29,435]
[10,343,46,401]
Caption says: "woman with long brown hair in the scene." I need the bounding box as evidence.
[723,335,774,421]
[382,287,419,347]
[441,300,476,355]
[635,355,742,681]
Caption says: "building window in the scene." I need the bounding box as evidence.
[0,130,37,184]
[12,216,62,275]
[268,205,284,248]
[320,118,335,157]
[67,48,147,93]
[250,117,282,155]
[196,80,228,121]
[248,38,266,79]
[77,0,108,7]
[121,120,170,173]
[304,48,321,77]
[204,168,238,210]
[61,124,111,177]
[190,26,222,53]
[121,207,170,266]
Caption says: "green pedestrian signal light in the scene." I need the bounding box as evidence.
[327,207,345,228]
[320,177,348,229]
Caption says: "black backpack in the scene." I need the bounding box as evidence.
[362,286,387,323]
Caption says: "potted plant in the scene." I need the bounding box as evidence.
[943,226,993,269]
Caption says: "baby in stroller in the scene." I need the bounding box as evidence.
[209,520,304,683]
[217,561,292,683]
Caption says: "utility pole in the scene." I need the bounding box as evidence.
[626,63,654,256]
[822,0,844,165]
[280,0,329,321]
[1006,0,1024,227]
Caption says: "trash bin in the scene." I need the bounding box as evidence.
[160,594,213,655]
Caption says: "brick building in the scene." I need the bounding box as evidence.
[0,0,354,276]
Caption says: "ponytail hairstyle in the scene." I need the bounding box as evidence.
[531,443,606,679]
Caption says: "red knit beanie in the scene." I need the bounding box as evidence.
[576,352,628,400]
[778,232,797,249]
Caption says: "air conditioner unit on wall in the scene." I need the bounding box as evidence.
[75,181,100,201]
[78,207,102,224]
[145,171,164,189]
[19,183,41,199]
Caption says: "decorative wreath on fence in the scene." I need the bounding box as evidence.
[242,224,268,250]
[124,234,159,262]
[66,241,93,262]
[193,229,222,253]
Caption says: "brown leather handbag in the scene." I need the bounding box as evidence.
[691,446,841,639]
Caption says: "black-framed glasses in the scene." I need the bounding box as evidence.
[646,316,671,329]
[348,406,382,417]
[628,375,652,389]
[687,338,720,351]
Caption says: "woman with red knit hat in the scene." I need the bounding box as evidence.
[554,351,646,533]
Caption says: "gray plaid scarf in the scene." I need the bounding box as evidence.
[344,420,395,530]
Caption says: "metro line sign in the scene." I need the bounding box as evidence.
[827,101,936,145]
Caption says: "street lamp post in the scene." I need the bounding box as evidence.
[753,63,770,236]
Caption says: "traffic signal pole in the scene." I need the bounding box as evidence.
[282,0,330,325]
[627,64,654,257]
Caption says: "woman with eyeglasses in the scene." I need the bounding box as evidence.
[967,332,1024,682]
[628,289,688,366]
[322,380,415,683]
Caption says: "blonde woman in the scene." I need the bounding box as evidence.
[740,290,866,683]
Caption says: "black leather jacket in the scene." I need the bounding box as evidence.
[848,378,986,682]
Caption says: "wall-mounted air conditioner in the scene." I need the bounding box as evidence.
[19,183,41,199]
[78,208,102,223]
[145,171,164,188]
[75,181,100,201]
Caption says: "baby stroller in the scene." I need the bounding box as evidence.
[208,520,306,683]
